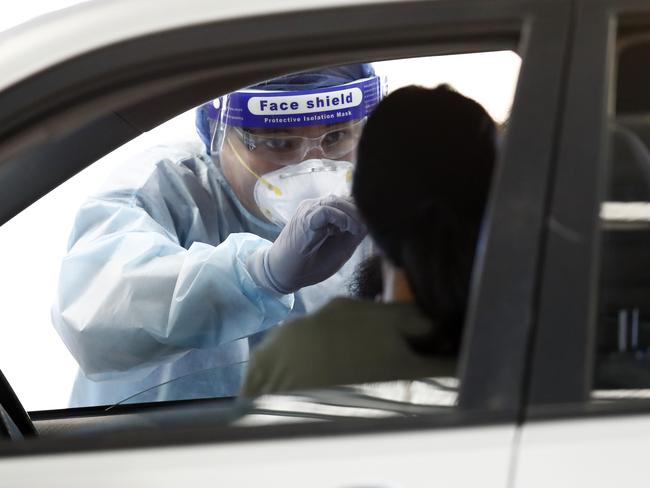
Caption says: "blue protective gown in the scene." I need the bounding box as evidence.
[52,141,366,407]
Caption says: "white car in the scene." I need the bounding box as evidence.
[1,0,650,486]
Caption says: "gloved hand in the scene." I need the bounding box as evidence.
[247,195,367,294]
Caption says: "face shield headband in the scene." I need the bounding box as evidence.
[209,75,383,157]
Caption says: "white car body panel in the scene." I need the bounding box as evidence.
[0,0,398,93]
[515,414,650,488]
[1,1,610,486]
[0,424,515,488]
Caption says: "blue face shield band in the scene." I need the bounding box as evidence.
[210,75,382,154]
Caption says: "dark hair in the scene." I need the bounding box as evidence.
[348,254,383,300]
[352,85,496,356]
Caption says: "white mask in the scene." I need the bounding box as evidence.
[254,159,353,225]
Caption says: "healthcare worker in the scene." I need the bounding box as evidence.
[52,64,382,407]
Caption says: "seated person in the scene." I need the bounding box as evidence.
[240,84,497,397]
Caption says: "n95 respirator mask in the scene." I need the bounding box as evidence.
[254,159,353,226]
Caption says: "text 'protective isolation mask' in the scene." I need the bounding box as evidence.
[254,159,353,226]
[209,75,383,155]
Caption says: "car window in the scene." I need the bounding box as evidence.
[594,28,650,399]
[0,52,520,413]
[0,109,200,411]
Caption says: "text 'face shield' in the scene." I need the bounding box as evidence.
[209,75,382,160]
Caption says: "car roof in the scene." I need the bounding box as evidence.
[0,0,397,93]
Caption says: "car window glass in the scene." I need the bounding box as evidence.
[594,30,650,400]
[0,52,520,413]
[0,110,199,411]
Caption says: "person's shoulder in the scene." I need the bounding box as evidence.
[250,298,362,360]
[148,140,212,173]
[283,297,376,336]
[259,298,404,364]
[311,296,386,318]
[240,298,443,397]
[241,298,362,396]
[118,139,207,170]
[97,140,213,195]
[297,298,425,334]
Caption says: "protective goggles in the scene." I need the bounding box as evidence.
[228,118,365,166]
[209,75,383,158]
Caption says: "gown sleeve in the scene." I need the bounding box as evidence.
[52,148,293,381]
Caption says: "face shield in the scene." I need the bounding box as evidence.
[209,75,383,224]
[225,119,366,166]
[210,76,381,155]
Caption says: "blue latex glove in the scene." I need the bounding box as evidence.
[247,195,367,294]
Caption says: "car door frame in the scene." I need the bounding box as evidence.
[525,0,650,416]
[0,0,572,458]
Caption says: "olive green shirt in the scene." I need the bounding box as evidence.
[241,297,456,397]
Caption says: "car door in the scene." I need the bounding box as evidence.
[516,0,650,485]
[0,0,571,486]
